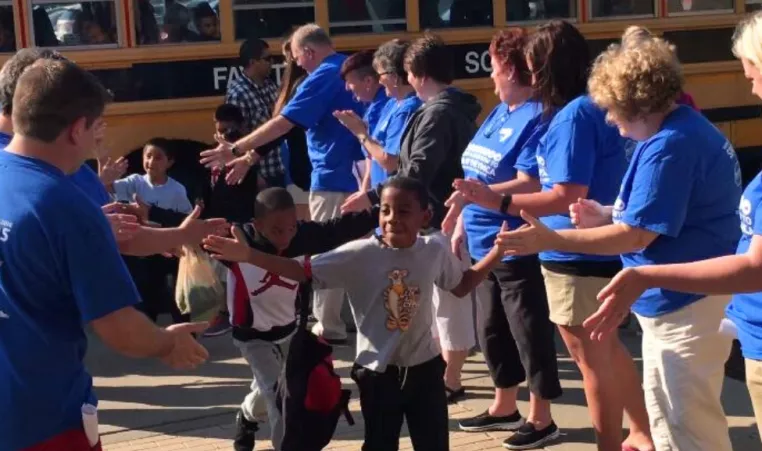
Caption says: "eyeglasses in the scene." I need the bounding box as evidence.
[377,71,393,77]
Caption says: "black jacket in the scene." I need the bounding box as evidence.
[368,88,481,228]
[230,207,379,342]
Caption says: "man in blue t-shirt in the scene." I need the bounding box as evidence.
[0,57,212,451]
[199,23,365,344]
[0,49,229,257]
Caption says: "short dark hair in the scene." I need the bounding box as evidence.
[13,59,111,143]
[526,20,590,115]
[0,48,67,115]
[340,49,377,81]
[254,187,295,219]
[239,38,268,67]
[381,176,429,210]
[144,137,175,160]
[193,2,216,22]
[373,39,410,84]
[214,103,244,124]
[404,34,454,85]
[490,28,531,87]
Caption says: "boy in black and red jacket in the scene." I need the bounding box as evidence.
[223,187,377,451]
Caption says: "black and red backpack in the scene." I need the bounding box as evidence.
[276,285,354,450]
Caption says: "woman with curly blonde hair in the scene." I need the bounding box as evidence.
[493,35,742,451]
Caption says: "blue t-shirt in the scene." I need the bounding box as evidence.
[281,53,365,193]
[536,95,627,263]
[368,93,422,188]
[69,164,111,207]
[461,101,547,261]
[0,132,110,208]
[0,152,139,450]
[614,106,742,317]
[727,172,762,359]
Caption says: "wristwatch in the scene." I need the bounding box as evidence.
[499,194,513,215]
[231,145,242,157]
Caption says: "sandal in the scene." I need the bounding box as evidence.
[445,386,466,404]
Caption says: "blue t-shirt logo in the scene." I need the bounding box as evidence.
[499,128,514,143]
[536,155,548,184]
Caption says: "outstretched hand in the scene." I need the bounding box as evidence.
[333,110,368,137]
[570,198,610,229]
[200,135,236,169]
[495,210,557,256]
[341,191,372,214]
[160,322,210,370]
[583,268,647,341]
[203,225,252,263]
[452,178,502,211]
[179,206,229,246]
[442,191,466,236]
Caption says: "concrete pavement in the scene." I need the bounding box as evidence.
[86,326,762,450]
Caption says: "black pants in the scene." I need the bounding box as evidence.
[350,356,449,451]
[125,255,189,324]
[480,256,562,400]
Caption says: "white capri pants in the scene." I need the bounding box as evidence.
[430,231,476,352]
[636,295,733,451]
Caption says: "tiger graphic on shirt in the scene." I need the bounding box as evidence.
[383,269,421,331]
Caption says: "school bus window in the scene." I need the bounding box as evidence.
[420,0,493,28]
[233,0,314,40]
[0,2,15,52]
[746,0,762,12]
[328,0,405,35]
[666,0,734,14]
[506,0,576,22]
[589,0,655,19]
[31,0,118,47]
[137,0,220,45]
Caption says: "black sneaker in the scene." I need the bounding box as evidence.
[503,421,560,450]
[458,410,525,432]
[233,410,258,451]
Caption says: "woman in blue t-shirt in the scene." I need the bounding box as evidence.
[580,13,762,447]
[444,28,562,451]
[453,20,653,451]
[334,39,423,190]
[495,36,742,451]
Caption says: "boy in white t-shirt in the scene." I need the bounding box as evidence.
[109,138,193,214]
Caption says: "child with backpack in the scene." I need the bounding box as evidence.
[204,176,504,450]
[218,187,379,451]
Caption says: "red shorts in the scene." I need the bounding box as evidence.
[23,429,102,451]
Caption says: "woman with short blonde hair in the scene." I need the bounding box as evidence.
[495,35,742,451]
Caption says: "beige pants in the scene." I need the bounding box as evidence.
[309,191,351,340]
[745,358,762,439]
[636,295,733,451]
[540,267,610,327]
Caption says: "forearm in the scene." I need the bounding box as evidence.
[148,206,186,228]
[92,307,174,359]
[451,246,501,297]
[236,115,294,153]
[361,159,371,192]
[637,254,762,295]
[508,190,575,217]
[364,138,399,172]
[246,247,308,282]
[490,178,541,197]
[118,227,190,256]
[553,224,652,256]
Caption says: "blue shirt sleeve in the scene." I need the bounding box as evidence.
[62,203,140,322]
[281,68,342,129]
[617,136,693,237]
[543,118,596,186]
[514,122,547,178]
[753,199,762,236]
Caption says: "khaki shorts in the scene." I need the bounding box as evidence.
[286,184,309,205]
[540,267,610,327]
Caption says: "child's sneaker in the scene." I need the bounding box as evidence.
[233,410,258,451]
[203,311,232,337]
[502,421,560,450]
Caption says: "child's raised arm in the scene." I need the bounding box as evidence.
[203,226,308,283]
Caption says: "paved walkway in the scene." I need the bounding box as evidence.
[86,327,762,451]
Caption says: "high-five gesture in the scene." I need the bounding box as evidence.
[200,134,238,169]
[160,322,210,370]
[179,206,230,246]
[495,210,558,256]
[583,268,647,342]
[98,156,128,187]
[203,225,252,262]
[452,178,503,211]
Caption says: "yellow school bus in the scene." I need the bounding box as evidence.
[0,0,760,169]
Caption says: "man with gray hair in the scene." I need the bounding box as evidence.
[201,23,365,346]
